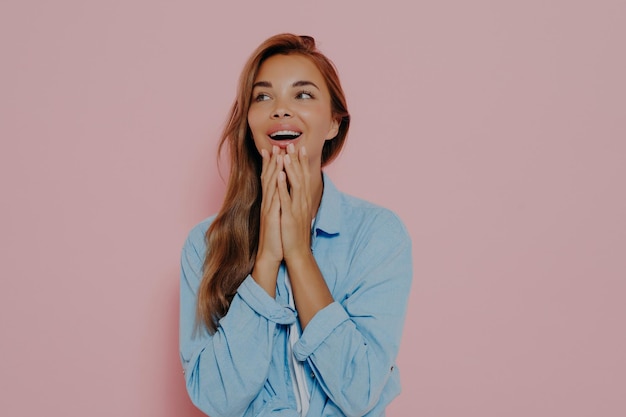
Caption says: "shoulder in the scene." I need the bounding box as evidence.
[319,174,410,244]
[180,215,217,286]
[338,191,411,244]
[327,188,413,297]
[182,215,217,257]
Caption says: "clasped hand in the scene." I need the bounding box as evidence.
[256,144,314,270]
[253,144,333,317]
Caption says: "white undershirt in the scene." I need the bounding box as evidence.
[285,271,310,416]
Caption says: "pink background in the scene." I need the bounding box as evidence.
[1,1,624,416]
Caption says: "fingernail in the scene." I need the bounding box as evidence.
[284,154,291,165]
[272,145,278,155]
[301,146,307,156]
[288,143,295,153]
[261,149,268,158]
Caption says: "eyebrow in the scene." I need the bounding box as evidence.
[252,80,321,90]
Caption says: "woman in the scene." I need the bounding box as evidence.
[180,34,412,417]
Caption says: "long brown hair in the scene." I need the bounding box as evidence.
[197,34,351,333]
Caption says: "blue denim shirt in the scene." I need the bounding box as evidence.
[180,173,413,416]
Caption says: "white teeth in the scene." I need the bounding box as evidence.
[270,130,301,138]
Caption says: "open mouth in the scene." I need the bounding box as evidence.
[269,130,302,141]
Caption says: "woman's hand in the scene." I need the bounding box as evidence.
[252,146,284,296]
[279,143,334,328]
[278,143,313,262]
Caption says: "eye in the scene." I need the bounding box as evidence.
[253,93,271,102]
[296,90,314,99]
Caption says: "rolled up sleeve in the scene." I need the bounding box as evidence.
[179,222,296,417]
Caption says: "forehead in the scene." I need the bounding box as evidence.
[254,54,326,87]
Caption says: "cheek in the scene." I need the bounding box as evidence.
[247,109,260,132]
[248,103,270,127]
[246,112,264,153]
[301,106,332,128]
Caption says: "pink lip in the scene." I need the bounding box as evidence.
[265,123,303,148]
[266,124,302,136]
[268,137,301,149]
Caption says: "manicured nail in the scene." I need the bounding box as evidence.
[272,145,278,155]
[301,146,307,156]
[287,143,295,153]
[261,149,268,158]
[284,154,291,165]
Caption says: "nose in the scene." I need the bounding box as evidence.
[271,98,292,119]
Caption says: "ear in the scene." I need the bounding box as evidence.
[325,117,340,141]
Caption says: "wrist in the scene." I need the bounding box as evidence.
[251,256,280,297]
[254,253,281,271]
[283,248,315,269]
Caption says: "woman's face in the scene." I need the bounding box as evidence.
[247,54,339,169]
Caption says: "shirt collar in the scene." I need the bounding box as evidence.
[314,172,341,236]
